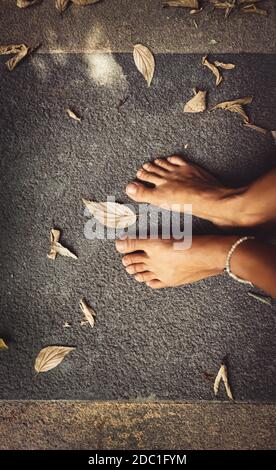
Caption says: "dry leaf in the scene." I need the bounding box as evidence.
[163,0,199,7]
[0,45,24,55]
[0,44,31,71]
[16,0,40,8]
[214,60,235,70]
[55,0,70,12]
[133,44,155,87]
[209,39,218,45]
[244,123,268,135]
[183,90,207,113]
[83,199,137,229]
[71,0,101,5]
[66,108,81,122]
[190,7,203,14]
[80,320,89,325]
[202,55,223,86]
[0,339,8,350]
[48,228,78,260]
[211,97,252,123]
[63,322,72,328]
[35,346,75,373]
[193,19,198,28]
[271,130,276,144]
[214,360,233,400]
[212,1,236,9]
[241,4,267,15]
[80,299,96,328]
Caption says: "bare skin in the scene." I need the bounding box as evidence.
[115,156,276,296]
[126,156,276,228]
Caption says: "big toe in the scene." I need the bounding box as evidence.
[125,182,154,203]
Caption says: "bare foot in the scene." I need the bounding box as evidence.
[125,156,243,226]
[115,236,237,289]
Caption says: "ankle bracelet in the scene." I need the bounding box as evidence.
[225,236,255,286]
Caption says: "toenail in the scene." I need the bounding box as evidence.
[126,183,138,195]
[143,163,150,169]
[122,257,128,266]
[116,240,126,252]
[126,266,133,274]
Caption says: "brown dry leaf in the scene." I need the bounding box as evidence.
[63,322,72,328]
[16,0,40,8]
[241,4,267,15]
[80,299,96,328]
[244,123,268,135]
[66,108,81,122]
[0,339,8,350]
[48,228,78,260]
[71,0,101,5]
[163,0,199,7]
[211,97,253,123]
[202,55,222,86]
[212,1,236,9]
[83,199,137,229]
[190,7,203,14]
[55,0,70,12]
[214,60,235,70]
[183,90,207,113]
[271,130,276,144]
[0,44,31,71]
[133,44,155,87]
[0,45,24,55]
[214,360,233,400]
[35,346,75,373]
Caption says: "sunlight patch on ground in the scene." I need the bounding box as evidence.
[84,53,127,88]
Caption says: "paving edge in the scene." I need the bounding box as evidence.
[0,401,275,449]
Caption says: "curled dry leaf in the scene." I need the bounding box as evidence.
[133,44,155,87]
[211,97,252,123]
[212,1,236,9]
[202,55,222,86]
[80,299,96,328]
[244,123,268,135]
[214,359,233,400]
[0,45,23,55]
[0,44,31,71]
[63,322,72,328]
[0,339,8,350]
[241,5,267,15]
[83,199,137,229]
[190,7,203,14]
[66,108,81,122]
[35,346,75,373]
[17,0,40,7]
[271,130,276,144]
[214,60,235,70]
[55,0,70,12]
[48,228,78,260]
[183,90,207,113]
[162,0,199,7]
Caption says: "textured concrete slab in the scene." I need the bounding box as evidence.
[0,53,276,400]
[0,401,275,450]
[0,0,275,53]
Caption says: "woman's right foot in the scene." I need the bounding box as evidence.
[125,156,243,226]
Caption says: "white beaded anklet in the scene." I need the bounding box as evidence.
[225,236,255,286]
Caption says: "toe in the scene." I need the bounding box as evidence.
[146,279,166,289]
[154,158,175,171]
[116,237,148,254]
[122,253,147,266]
[142,162,167,176]
[125,263,147,275]
[137,168,163,185]
[167,155,187,166]
[125,182,154,202]
[134,271,156,283]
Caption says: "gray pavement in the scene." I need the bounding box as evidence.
[0,0,275,53]
[0,52,276,400]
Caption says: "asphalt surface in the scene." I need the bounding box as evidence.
[0,53,276,400]
[0,0,275,53]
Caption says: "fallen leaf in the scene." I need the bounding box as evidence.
[71,0,101,5]
[202,55,222,86]
[211,97,253,123]
[63,322,72,328]
[184,143,189,149]
[183,90,207,113]
[193,19,198,28]
[212,1,236,9]
[163,0,199,7]
[48,228,78,260]
[55,0,70,12]
[0,44,32,71]
[16,0,40,7]
[209,39,218,45]
[214,359,233,400]
[248,292,273,306]
[244,123,268,135]
[0,339,8,350]
[190,7,203,14]
[133,44,155,87]
[82,199,137,229]
[66,108,81,122]
[271,130,276,143]
[35,346,75,373]
[214,60,235,69]
[241,4,267,15]
[80,320,89,325]
[0,45,23,55]
[80,299,96,327]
